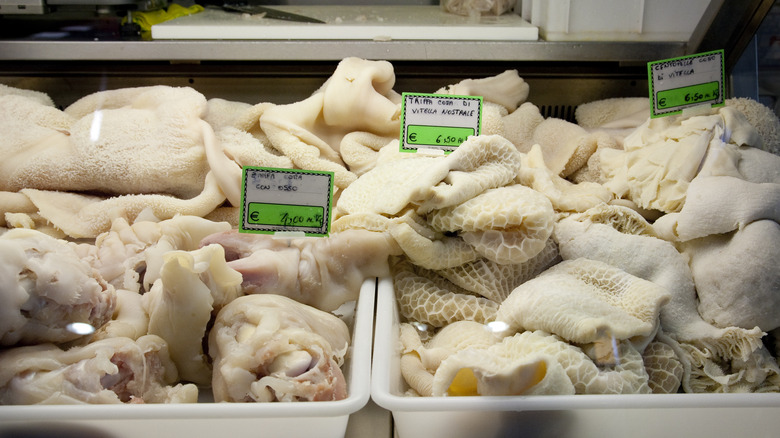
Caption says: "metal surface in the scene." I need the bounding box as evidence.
[0,2,771,65]
[695,0,776,72]
[0,63,647,114]
[0,39,688,62]
[220,4,325,23]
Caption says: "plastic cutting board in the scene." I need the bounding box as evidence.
[151,5,539,40]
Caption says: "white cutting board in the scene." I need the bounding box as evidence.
[151,5,538,40]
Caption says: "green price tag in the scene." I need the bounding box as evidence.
[400,92,482,153]
[240,167,333,236]
[648,49,725,118]
[656,81,720,109]
[406,125,475,147]
[246,203,325,228]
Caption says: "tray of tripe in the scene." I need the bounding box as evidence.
[371,276,780,438]
[0,267,376,438]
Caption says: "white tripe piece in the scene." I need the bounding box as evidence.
[259,57,401,189]
[426,184,555,264]
[553,214,768,393]
[518,144,613,213]
[387,211,480,270]
[393,257,499,328]
[74,215,232,294]
[209,294,350,403]
[434,237,560,304]
[142,244,243,386]
[653,175,780,242]
[432,330,651,396]
[432,333,574,397]
[496,258,670,345]
[435,70,528,113]
[642,339,684,394]
[17,170,227,239]
[0,335,197,404]
[681,220,780,332]
[335,134,522,218]
[599,106,761,213]
[0,228,116,347]
[1,85,211,199]
[201,228,400,312]
[506,330,651,394]
[399,321,502,397]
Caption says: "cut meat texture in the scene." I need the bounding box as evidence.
[75,215,232,294]
[209,294,350,402]
[141,244,243,386]
[201,228,401,312]
[0,335,197,404]
[0,228,116,347]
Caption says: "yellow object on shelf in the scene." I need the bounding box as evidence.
[124,4,205,33]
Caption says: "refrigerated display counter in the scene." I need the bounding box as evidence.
[0,1,778,437]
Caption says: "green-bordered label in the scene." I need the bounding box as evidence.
[400,92,482,153]
[246,203,325,228]
[240,167,333,236]
[656,81,720,109]
[648,49,725,118]
[406,125,475,147]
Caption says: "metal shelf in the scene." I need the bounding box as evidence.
[0,0,773,68]
[0,38,688,63]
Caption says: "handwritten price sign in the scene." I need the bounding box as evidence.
[240,167,333,237]
[648,50,724,118]
[400,93,482,153]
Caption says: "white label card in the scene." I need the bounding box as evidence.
[400,92,482,153]
[240,166,333,237]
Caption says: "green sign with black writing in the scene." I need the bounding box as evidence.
[648,50,725,118]
[240,167,333,236]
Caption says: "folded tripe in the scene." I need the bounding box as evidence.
[209,294,350,402]
[0,335,197,404]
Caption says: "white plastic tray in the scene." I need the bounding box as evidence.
[0,278,376,438]
[370,277,780,438]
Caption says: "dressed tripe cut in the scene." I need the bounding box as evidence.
[0,335,198,404]
[209,294,351,402]
[200,228,401,312]
[0,228,116,347]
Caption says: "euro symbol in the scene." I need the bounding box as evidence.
[409,132,417,142]
[658,98,666,107]
[250,211,259,222]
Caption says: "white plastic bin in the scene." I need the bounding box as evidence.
[370,277,780,438]
[0,278,376,438]
[531,0,712,41]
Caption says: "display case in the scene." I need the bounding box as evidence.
[0,0,771,105]
[0,1,778,437]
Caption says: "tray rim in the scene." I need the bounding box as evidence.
[370,276,780,412]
